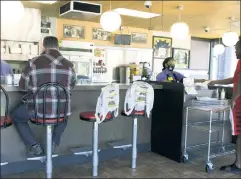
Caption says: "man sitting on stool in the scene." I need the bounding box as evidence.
[209,38,241,173]
[11,36,76,157]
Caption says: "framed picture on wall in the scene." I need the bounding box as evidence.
[63,24,85,39]
[92,28,112,41]
[131,32,148,44]
[152,36,172,59]
[172,48,190,69]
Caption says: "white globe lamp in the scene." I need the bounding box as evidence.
[222,32,239,46]
[213,44,225,56]
[170,22,189,40]
[1,0,24,25]
[100,11,121,32]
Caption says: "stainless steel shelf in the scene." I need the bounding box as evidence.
[187,144,235,159]
[188,120,230,133]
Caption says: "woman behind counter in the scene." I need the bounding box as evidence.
[156,57,206,83]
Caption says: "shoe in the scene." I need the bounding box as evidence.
[26,143,44,158]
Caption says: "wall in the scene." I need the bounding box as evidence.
[56,18,192,75]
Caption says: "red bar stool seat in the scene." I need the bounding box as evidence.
[121,110,145,117]
[79,111,113,122]
[1,86,12,166]
[0,116,12,128]
[30,118,65,125]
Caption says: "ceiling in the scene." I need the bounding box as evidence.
[22,0,240,38]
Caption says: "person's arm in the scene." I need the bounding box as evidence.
[174,71,185,82]
[19,62,31,91]
[194,79,207,83]
[208,77,234,86]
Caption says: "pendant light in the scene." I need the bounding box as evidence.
[1,0,24,25]
[100,1,122,32]
[222,17,239,46]
[214,37,225,56]
[170,5,189,40]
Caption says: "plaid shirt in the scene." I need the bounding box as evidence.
[19,49,76,118]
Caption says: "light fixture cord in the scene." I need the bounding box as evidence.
[161,0,164,28]
[178,9,182,22]
[109,0,112,10]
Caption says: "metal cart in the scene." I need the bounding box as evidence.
[183,99,235,172]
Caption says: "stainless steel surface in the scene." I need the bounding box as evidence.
[92,122,99,177]
[46,125,53,179]
[132,117,137,169]
[207,111,213,163]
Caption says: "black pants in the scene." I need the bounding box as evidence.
[11,104,67,147]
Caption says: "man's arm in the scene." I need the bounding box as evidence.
[19,62,31,91]
[208,77,234,86]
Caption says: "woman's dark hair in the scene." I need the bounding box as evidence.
[162,57,174,71]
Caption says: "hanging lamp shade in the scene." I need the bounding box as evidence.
[170,22,189,40]
[213,44,225,55]
[1,0,24,25]
[222,32,239,46]
[100,11,122,32]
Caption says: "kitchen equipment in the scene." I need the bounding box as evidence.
[30,44,39,55]
[21,44,30,55]
[13,74,21,85]
[9,47,22,54]
[140,62,152,81]
[119,66,130,84]
[5,75,13,85]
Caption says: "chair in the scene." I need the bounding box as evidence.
[28,82,69,179]
[109,81,154,169]
[0,86,12,166]
[71,84,119,177]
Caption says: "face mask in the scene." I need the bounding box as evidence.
[167,65,175,71]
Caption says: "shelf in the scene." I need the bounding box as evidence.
[2,54,37,61]
[187,143,235,160]
[188,120,230,133]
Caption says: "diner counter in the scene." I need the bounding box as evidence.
[1,83,163,92]
[0,82,232,176]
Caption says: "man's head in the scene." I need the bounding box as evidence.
[235,37,241,59]
[162,57,176,71]
[42,36,59,52]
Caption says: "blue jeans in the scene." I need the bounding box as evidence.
[11,104,67,147]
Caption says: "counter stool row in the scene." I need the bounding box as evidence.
[0,82,154,178]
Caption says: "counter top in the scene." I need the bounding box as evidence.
[2,83,163,92]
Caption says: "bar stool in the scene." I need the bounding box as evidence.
[28,82,69,179]
[74,84,119,177]
[109,81,154,169]
[0,86,12,166]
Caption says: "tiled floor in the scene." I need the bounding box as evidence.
[5,152,241,178]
